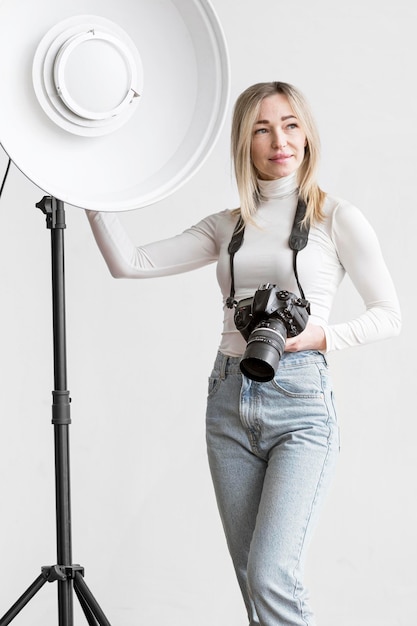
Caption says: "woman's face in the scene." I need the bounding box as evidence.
[250,93,307,180]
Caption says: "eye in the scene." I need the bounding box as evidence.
[254,127,268,135]
[286,123,298,130]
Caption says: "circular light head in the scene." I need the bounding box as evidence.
[33,17,143,136]
[0,0,230,211]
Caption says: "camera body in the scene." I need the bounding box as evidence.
[234,283,310,382]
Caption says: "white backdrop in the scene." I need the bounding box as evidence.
[0,1,415,625]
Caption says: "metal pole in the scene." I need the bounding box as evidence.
[49,198,73,626]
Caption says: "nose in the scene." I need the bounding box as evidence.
[271,129,287,149]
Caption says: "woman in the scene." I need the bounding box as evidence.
[86,82,401,626]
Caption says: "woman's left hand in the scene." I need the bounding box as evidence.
[285,323,327,352]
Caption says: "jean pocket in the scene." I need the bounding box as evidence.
[207,375,222,398]
[270,362,325,399]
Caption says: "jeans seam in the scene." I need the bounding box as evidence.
[292,362,335,624]
[292,436,334,625]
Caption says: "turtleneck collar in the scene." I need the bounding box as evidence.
[257,172,298,199]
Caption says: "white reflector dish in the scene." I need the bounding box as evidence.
[0,0,229,211]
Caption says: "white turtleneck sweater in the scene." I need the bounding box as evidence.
[86,173,401,356]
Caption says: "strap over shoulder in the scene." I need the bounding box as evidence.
[226,197,310,309]
[289,198,309,251]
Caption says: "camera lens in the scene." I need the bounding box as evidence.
[239,318,286,382]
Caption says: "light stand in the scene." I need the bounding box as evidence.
[0,197,111,626]
[0,4,228,622]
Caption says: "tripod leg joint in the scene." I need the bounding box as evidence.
[41,564,84,583]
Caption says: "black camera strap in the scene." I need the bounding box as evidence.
[289,197,310,307]
[226,197,310,310]
[226,215,245,309]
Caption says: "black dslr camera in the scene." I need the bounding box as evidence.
[234,283,310,382]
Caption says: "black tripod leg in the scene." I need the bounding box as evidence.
[0,573,47,626]
[73,573,112,626]
[73,585,99,626]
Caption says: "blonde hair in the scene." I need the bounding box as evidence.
[231,81,326,226]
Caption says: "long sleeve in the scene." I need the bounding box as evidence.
[322,201,401,352]
[86,210,219,278]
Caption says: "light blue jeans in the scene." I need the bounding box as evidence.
[206,350,339,626]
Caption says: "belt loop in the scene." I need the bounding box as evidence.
[219,354,228,380]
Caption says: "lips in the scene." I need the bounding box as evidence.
[269,153,292,162]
